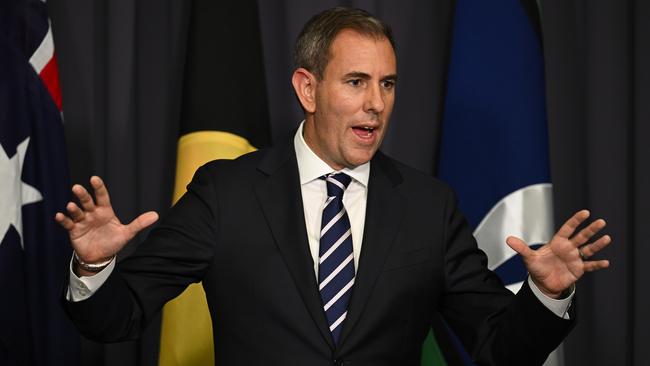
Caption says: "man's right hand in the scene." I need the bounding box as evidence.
[55,176,159,276]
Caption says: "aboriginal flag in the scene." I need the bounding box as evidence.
[157,1,269,365]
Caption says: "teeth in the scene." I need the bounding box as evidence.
[354,126,375,137]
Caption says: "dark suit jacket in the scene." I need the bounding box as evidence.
[65,141,574,365]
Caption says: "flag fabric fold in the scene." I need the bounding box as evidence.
[436,0,562,365]
[0,0,79,365]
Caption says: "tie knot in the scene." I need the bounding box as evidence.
[323,173,352,198]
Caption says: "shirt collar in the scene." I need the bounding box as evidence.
[294,121,370,187]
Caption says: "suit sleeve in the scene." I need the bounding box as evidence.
[438,188,575,365]
[63,164,219,342]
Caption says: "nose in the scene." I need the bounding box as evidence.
[363,83,385,114]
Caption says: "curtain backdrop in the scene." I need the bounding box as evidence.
[47,0,648,365]
[542,1,649,365]
[49,1,187,364]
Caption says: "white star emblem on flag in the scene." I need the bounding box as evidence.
[0,137,43,249]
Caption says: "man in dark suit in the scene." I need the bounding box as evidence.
[57,7,611,365]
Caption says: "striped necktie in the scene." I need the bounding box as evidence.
[319,172,355,344]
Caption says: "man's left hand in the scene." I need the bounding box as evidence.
[506,210,611,298]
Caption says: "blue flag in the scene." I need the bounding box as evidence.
[0,0,79,365]
[436,0,561,365]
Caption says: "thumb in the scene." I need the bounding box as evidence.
[126,211,159,237]
[506,236,534,258]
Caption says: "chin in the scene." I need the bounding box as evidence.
[346,152,375,167]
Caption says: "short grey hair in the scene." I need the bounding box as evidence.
[294,7,395,80]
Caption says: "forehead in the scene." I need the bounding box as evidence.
[325,29,396,75]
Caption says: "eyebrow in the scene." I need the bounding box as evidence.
[343,71,398,81]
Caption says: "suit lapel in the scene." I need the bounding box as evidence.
[339,151,406,347]
[254,143,335,351]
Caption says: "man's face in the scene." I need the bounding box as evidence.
[302,29,397,170]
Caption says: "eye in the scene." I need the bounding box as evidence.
[347,79,362,87]
[381,80,395,89]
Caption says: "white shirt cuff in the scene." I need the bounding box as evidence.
[527,276,574,320]
[66,255,116,302]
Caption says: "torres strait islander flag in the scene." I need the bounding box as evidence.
[0,0,80,365]
[434,0,563,365]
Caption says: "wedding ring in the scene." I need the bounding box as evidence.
[578,248,588,261]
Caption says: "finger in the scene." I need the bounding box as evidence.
[556,210,590,239]
[72,184,96,212]
[66,202,85,222]
[126,211,159,237]
[506,236,535,258]
[572,218,606,246]
[55,212,75,231]
[90,176,111,207]
[580,235,611,257]
[584,259,610,272]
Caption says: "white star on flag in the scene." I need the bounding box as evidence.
[0,137,43,248]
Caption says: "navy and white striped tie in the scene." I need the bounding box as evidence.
[319,172,355,344]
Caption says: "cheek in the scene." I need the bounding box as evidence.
[328,87,362,114]
[383,93,395,113]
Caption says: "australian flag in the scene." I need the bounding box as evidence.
[0,0,80,365]
[436,0,562,365]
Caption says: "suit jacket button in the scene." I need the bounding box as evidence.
[332,358,343,366]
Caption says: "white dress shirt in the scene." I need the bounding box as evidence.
[293,121,369,278]
[68,121,573,319]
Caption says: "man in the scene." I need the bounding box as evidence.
[57,7,610,365]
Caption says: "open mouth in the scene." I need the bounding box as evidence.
[352,126,377,138]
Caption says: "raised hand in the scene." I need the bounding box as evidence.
[506,210,611,298]
[55,176,159,270]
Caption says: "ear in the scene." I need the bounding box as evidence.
[291,68,317,113]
